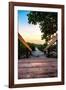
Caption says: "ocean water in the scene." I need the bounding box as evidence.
[31,47,44,57]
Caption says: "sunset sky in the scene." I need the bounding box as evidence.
[18,10,45,44]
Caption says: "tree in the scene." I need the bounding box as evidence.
[27,11,57,42]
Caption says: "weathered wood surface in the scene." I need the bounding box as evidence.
[18,57,57,79]
[18,33,32,52]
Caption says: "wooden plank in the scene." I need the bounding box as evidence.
[18,33,32,52]
[44,33,57,50]
[18,58,57,79]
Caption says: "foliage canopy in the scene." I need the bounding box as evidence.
[27,11,57,42]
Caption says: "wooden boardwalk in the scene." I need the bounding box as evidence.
[18,57,57,79]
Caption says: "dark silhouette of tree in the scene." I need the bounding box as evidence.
[27,11,57,42]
